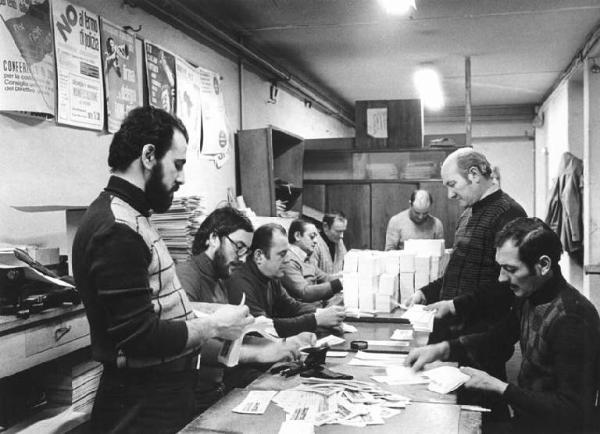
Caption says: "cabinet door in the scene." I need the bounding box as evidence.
[326,184,371,250]
[371,183,417,251]
[420,181,462,248]
[238,129,275,216]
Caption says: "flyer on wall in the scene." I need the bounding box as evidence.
[175,57,202,157]
[51,0,104,130]
[145,41,176,114]
[100,18,140,133]
[0,0,55,116]
[197,65,230,161]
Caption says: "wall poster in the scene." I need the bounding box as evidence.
[144,41,176,114]
[51,0,104,130]
[175,57,202,157]
[99,17,140,133]
[197,65,230,167]
[0,0,55,116]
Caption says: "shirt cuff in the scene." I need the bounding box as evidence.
[330,279,343,294]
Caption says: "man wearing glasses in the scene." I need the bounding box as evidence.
[176,207,312,413]
[384,189,444,250]
[281,219,343,303]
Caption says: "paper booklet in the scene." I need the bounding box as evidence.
[217,315,280,367]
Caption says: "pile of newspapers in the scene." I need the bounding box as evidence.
[273,378,410,427]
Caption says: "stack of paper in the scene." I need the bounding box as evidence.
[414,254,431,289]
[400,304,435,332]
[372,366,429,385]
[404,239,445,257]
[423,366,470,394]
[232,390,277,414]
[149,195,208,263]
[44,357,103,413]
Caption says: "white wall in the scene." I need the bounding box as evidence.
[0,0,353,255]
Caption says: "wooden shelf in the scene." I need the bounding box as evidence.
[585,264,600,275]
[304,178,442,184]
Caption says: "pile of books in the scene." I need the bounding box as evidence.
[44,355,103,413]
[150,196,208,263]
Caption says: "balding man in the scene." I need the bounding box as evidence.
[385,189,444,251]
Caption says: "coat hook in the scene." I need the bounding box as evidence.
[123,25,142,33]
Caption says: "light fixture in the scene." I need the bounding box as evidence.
[268,82,279,103]
[591,58,600,74]
[379,0,416,15]
[413,66,444,111]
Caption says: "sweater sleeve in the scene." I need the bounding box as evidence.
[90,224,187,357]
[421,276,443,304]
[280,259,337,302]
[385,217,401,251]
[502,314,597,427]
[272,283,317,337]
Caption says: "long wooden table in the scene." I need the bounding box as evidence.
[181,314,482,433]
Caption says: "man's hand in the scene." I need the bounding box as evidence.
[424,300,456,319]
[460,367,508,395]
[405,290,427,307]
[286,332,317,348]
[315,306,346,327]
[253,341,300,364]
[404,342,450,372]
[211,304,254,340]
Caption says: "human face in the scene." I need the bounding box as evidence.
[409,203,430,225]
[257,232,288,278]
[214,229,253,278]
[495,240,544,298]
[441,161,482,208]
[295,223,319,254]
[324,218,347,243]
[145,129,186,213]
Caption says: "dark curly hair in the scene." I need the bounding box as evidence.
[191,207,254,255]
[108,106,188,172]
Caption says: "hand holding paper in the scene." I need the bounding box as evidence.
[460,366,508,395]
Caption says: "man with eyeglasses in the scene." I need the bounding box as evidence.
[281,219,343,303]
[384,189,444,251]
[177,207,313,413]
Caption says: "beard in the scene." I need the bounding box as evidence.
[146,163,177,213]
[214,246,244,279]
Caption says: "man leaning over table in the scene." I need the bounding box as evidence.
[225,223,346,337]
[177,207,314,413]
[72,106,253,433]
[281,218,343,304]
[406,217,600,434]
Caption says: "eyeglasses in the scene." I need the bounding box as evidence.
[224,234,249,257]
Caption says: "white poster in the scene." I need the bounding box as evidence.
[0,0,55,116]
[367,107,388,138]
[197,65,230,161]
[52,0,104,130]
[175,57,202,157]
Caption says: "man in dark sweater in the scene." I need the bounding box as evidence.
[406,218,600,433]
[72,107,253,433]
[176,208,311,412]
[407,149,526,372]
[226,223,346,337]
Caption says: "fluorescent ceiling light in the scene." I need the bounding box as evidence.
[414,67,445,111]
[379,0,416,15]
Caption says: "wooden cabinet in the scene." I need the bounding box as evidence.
[303,139,460,249]
[237,127,304,217]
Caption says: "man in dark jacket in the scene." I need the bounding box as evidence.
[406,218,600,433]
[226,223,346,337]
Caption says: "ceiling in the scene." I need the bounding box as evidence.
[143,0,600,120]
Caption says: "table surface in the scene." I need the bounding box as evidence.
[180,317,482,433]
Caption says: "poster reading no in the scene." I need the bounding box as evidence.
[0,0,55,116]
[52,0,104,130]
[100,18,140,132]
[197,66,229,157]
[145,41,176,114]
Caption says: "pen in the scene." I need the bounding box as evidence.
[240,293,246,306]
[460,405,491,412]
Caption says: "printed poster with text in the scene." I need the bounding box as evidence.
[52,0,104,130]
[175,57,202,158]
[145,41,176,114]
[198,66,229,160]
[100,18,140,133]
[0,0,55,116]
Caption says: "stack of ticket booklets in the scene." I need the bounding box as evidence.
[400,304,435,332]
[271,378,411,428]
[150,196,207,263]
